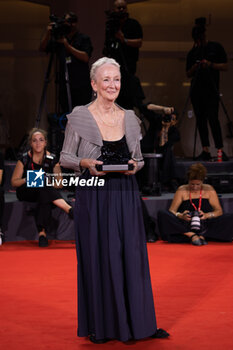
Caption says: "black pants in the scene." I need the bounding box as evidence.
[16,186,61,232]
[158,145,177,184]
[157,210,233,242]
[191,92,223,149]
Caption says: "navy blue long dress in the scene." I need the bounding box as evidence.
[75,136,157,341]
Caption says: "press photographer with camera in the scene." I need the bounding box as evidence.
[186,17,228,161]
[111,0,143,75]
[157,163,233,245]
[103,0,143,109]
[39,12,93,113]
[157,108,180,191]
[140,104,180,192]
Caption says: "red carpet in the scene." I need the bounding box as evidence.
[0,240,233,350]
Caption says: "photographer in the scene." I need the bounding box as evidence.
[157,163,233,245]
[186,18,228,161]
[112,0,143,75]
[141,104,180,192]
[39,12,93,113]
[104,0,143,108]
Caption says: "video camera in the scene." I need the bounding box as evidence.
[49,14,72,40]
[162,114,172,123]
[162,108,178,123]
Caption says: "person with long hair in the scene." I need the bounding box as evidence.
[11,128,73,247]
[60,57,169,343]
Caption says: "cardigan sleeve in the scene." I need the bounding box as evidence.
[59,121,82,174]
[127,110,144,172]
[131,137,144,172]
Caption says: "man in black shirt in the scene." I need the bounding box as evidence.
[104,0,144,108]
[113,0,143,75]
[40,12,93,113]
[186,22,228,161]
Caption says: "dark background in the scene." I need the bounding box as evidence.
[0,0,232,158]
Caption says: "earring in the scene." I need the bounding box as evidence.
[93,91,97,98]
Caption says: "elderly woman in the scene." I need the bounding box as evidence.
[158,163,233,245]
[60,57,169,343]
[11,128,73,247]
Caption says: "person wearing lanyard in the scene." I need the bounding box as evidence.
[157,163,233,245]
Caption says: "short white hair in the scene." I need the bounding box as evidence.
[90,57,120,81]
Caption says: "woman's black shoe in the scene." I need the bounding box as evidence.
[0,230,5,245]
[191,234,202,246]
[151,328,170,338]
[147,235,158,243]
[39,235,48,247]
[222,151,229,161]
[195,151,211,161]
[200,237,208,245]
[89,335,110,344]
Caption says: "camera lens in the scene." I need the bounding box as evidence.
[190,211,201,232]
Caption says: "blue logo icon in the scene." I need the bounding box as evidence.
[26,169,45,188]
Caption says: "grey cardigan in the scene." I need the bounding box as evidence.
[60,105,144,175]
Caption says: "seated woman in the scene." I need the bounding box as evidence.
[11,128,73,247]
[158,163,233,245]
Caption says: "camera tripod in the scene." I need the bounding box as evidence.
[35,43,73,127]
[179,61,233,159]
[0,112,17,160]
[17,42,72,157]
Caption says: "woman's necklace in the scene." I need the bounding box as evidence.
[32,154,43,164]
[95,104,119,127]
[30,151,44,169]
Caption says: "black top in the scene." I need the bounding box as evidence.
[121,18,143,74]
[19,152,57,179]
[49,31,93,89]
[178,198,213,213]
[100,135,131,165]
[186,41,227,96]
